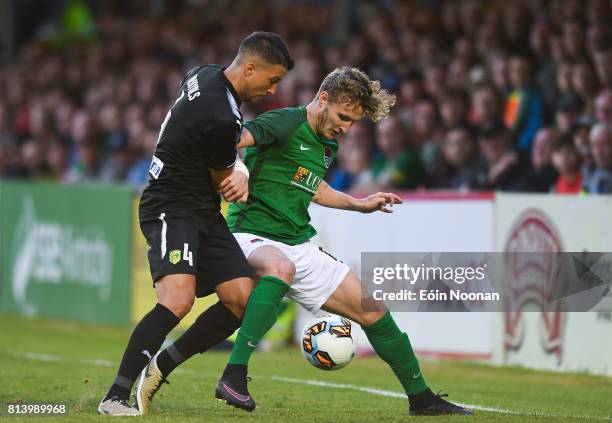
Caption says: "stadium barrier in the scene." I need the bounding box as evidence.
[0,181,132,325]
[2,182,610,374]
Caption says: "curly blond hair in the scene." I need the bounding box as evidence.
[316,67,396,122]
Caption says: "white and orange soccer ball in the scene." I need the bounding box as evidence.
[300,315,356,371]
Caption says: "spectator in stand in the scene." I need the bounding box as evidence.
[20,139,48,179]
[571,59,599,116]
[470,84,503,129]
[595,89,612,124]
[556,61,575,100]
[504,52,543,154]
[573,118,594,167]
[422,64,447,101]
[556,93,585,134]
[530,18,557,118]
[100,131,134,183]
[127,130,158,190]
[551,135,583,194]
[477,121,527,191]
[440,88,470,129]
[593,44,612,89]
[440,126,484,191]
[66,140,103,183]
[561,18,587,61]
[583,123,612,193]
[2,0,612,196]
[396,70,424,125]
[356,115,424,191]
[520,127,559,192]
[47,140,71,183]
[488,51,510,96]
[408,97,443,183]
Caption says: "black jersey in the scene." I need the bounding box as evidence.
[139,65,243,217]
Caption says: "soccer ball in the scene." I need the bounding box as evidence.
[300,315,356,371]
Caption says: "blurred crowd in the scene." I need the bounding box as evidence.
[1,0,612,194]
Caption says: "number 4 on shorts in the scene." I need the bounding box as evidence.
[183,243,193,266]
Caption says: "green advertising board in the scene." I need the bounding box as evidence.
[0,181,132,325]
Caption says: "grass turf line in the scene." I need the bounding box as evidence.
[0,313,611,422]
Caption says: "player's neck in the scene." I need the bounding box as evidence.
[223,64,244,101]
[306,101,322,137]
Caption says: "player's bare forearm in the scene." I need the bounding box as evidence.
[312,181,403,214]
[236,128,256,149]
[312,181,360,211]
[210,168,234,189]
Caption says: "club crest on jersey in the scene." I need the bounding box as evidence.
[169,250,181,265]
[323,146,333,168]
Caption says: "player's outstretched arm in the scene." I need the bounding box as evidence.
[312,181,402,213]
[236,128,256,149]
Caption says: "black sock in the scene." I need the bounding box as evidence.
[105,303,180,401]
[408,388,437,409]
[157,301,242,377]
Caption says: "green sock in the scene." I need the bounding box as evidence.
[228,275,290,365]
[363,311,428,395]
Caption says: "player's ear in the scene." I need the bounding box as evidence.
[319,91,328,108]
[244,62,256,77]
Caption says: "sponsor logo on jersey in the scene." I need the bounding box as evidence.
[149,156,164,179]
[299,144,310,151]
[291,166,322,194]
[169,249,182,265]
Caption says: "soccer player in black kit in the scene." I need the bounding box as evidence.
[98,32,293,416]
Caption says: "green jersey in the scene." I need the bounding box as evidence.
[226,107,338,245]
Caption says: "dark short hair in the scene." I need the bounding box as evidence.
[478,121,508,141]
[441,88,470,107]
[238,31,294,70]
[557,93,584,113]
[552,134,577,153]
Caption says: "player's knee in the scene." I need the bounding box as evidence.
[221,294,249,319]
[263,260,295,284]
[163,296,194,319]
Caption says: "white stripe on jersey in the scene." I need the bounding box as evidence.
[226,88,241,120]
[159,213,167,258]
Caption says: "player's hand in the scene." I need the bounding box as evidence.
[357,192,402,213]
[219,171,249,203]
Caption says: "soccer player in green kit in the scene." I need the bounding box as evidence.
[139,67,472,416]
[214,67,472,416]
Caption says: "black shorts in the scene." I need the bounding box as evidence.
[140,209,252,297]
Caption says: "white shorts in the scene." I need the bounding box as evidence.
[233,233,350,313]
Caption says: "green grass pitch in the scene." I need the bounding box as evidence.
[0,313,611,422]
